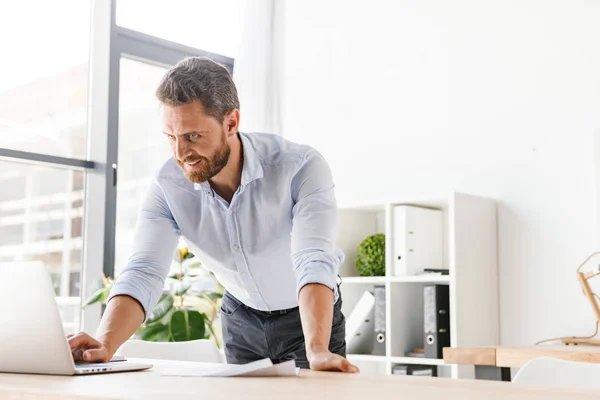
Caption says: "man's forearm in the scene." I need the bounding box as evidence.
[95,295,145,356]
[298,283,335,360]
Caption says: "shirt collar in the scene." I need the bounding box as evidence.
[239,132,264,186]
[193,132,264,193]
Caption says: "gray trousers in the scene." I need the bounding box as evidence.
[220,291,346,369]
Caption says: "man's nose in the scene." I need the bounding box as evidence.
[175,139,191,161]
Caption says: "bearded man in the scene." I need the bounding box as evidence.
[68,57,358,373]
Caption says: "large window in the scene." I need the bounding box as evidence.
[0,0,91,159]
[2,163,85,334]
[0,162,87,335]
[0,1,93,335]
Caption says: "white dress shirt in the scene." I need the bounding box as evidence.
[108,132,344,317]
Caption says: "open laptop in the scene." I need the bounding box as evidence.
[0,262,152,375]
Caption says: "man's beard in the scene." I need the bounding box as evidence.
[176,138,231,184]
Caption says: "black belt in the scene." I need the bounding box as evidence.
[259,306,299,315]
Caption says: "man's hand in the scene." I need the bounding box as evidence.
[308,350,359,373]
[68,332,112,363]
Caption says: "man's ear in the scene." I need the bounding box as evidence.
[224,109,240,136]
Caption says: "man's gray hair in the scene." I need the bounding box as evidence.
[156,57,240,123]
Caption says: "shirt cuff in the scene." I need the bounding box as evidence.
[107,280,153,322]
[295,261,340,303]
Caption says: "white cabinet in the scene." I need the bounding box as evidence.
[337,192,499,378]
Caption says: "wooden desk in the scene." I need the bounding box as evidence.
[444,345,600,367]
[443,345,600,381]
[1,358,600,400]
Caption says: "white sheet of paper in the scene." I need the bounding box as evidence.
[160,358,298,377]
[237,360,299,377]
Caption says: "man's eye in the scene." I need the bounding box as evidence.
[188,133,200,140]
[167,135,175,141]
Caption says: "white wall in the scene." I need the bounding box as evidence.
[280,0,600,345]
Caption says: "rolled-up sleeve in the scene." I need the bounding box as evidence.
[290,149,344,300]
[107,178,181,320]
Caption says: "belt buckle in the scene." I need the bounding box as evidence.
[265,308,287,315]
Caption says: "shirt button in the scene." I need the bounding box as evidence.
[227,209,233,215]
[232,244,239,250]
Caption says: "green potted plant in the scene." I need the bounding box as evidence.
[84,247,223,347]
[356,233,386,276]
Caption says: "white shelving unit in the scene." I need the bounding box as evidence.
[338,192,499,378]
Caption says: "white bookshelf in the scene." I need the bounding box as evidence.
[338,192,499,379]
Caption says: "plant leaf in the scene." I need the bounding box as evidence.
[83,286,110,308]
[146,294,174,325]
[186,262,202,269]
[203,315,219,346]
[183,252,195,260]
[205,291,223,300]
[169,309,206,342]
[175,285,191,296]
[136,323,170,342]
[197,292,222,303]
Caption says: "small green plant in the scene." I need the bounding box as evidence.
[356,233,386,276]
[84,247,223,347]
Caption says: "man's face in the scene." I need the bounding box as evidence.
[162,102,231,183]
